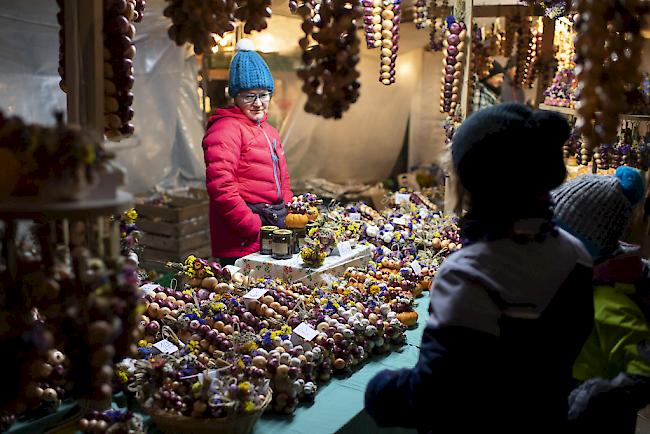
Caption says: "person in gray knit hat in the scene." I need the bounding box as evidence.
[552,166,650,434]
[553,166,646,257]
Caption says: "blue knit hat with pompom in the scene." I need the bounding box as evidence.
[228,38,274,99]
[552,166,646,257]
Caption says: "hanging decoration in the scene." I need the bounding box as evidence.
[573,0,646,151]
[57,0,144,140]
[428,19,445,52]
[468,24,499,114]
[514,17,531,86]
[413,0,428,29]
[163,0,237,54]
[523,18,543,89]
[362,0,382,49]
[439,17,467,114]
[378,0,401,86]
[501,14,520,57]
[235,0,273,33]
[56,0,66,92]
[428,0,445,51]
[103,0,144,140]
[554,16,575,71]
[297,0,362,119]
[289,0,318,15]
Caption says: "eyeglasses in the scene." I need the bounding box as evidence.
[239,92,272,104]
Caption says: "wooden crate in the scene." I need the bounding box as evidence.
[142,230,210,252]
[137,215,209,237]
[136,194,208,223]
[136,189,212,266]
[140,244,213,270]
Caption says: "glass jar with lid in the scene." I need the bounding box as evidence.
[272,229,293,260]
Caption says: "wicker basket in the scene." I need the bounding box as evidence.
[146,391,272,434]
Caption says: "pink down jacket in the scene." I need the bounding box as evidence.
[202,106,292,258]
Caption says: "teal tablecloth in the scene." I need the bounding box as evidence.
[7,400,82,434]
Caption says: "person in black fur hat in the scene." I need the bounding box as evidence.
[473,61,504,110]
[365,104,595,434]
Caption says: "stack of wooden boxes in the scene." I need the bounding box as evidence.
[135,189,211,268]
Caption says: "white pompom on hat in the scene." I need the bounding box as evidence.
[235,38,256,52]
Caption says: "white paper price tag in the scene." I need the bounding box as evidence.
[392,217,408,226]
[411,260,422,276]
[349,212,361,221]
[153,339,179,354]
[337,241,353,257]
[243,287,268,300]
[224,265,241,275]
[394,193,411,205]
[293,322,319,341]
[139,283,160,295]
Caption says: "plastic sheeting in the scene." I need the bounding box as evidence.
[0,1,66,124]
[0,0,206,194]
[120,1,206,193]
[0,1,450,192]
[274,23,447,184]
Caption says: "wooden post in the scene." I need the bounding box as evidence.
[534,17,555,106]
[444,0,473,216]
[64,0,104,135]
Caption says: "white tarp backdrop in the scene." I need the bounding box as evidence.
[0,0,206,194]
[256,14,447,184]
[0,1,448,192]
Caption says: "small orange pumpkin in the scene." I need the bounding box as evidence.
[307,206,319,221]
[415,278,432,296]
[396,311,418,327]
[285,213,309,229]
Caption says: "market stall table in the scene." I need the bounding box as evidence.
[95,296,430,434]
[234,244,374,285]
[251,297,429,434]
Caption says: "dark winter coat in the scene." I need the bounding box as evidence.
[365,226,594,433]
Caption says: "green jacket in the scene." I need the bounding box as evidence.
[573,246,650,381]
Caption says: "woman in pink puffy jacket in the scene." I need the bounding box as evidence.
[202,39,292,265]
